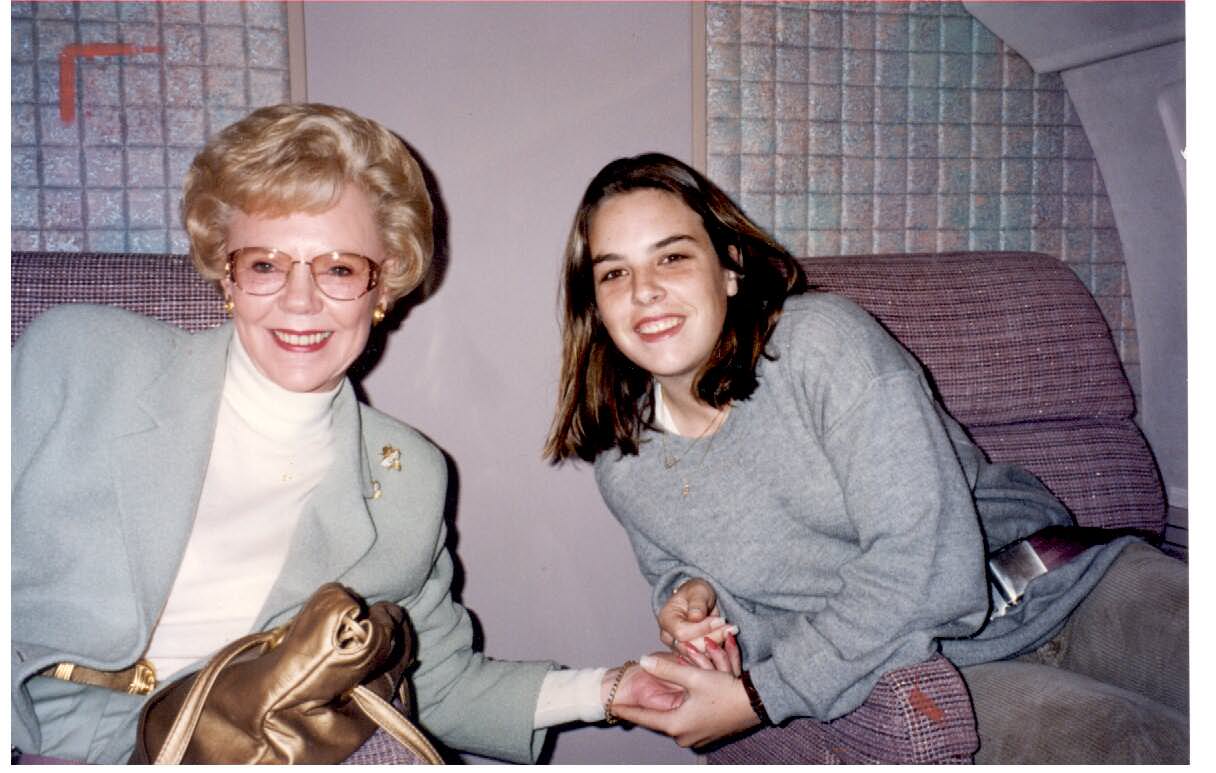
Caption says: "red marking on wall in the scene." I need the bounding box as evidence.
[59,43,163,124]
[908,686,946,723]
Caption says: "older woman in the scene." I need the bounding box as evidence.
[10,104,681,764]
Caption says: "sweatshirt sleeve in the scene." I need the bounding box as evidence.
[745,304,991,722]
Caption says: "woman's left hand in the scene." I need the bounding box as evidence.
[658,578,727,650]
[608,655,760,748]
[605,655,687,712]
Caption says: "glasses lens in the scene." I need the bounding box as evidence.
[312,252,374,300]
[229,249,377,300]
[231,248,291,295]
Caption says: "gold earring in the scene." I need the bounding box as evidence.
[223,297,235,316]
[371,307,386,325]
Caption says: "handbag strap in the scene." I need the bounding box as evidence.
[153,630,278,764]
[350,685,445,764]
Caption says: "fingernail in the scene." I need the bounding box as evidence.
[726,625,740,636]
[687,637,707,654]
[708,616,726,628]
[640,655,657,669]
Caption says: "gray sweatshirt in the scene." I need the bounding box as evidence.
[595,293,1132,724]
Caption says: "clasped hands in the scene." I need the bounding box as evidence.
[604,578,762,748]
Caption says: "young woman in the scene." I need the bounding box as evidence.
[544,153,1187,762]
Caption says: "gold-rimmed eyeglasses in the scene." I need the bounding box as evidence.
[226,247,381,301]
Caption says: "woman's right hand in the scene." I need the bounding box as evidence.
[609,655,760,748]
[659,578,734,655]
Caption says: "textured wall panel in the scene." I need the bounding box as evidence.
[705,1,1138,391]
[10,1,290,255]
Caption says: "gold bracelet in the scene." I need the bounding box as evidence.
[603,660,638,726]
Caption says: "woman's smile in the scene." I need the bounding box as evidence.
[271,329,334,350]
[634,314,684,341]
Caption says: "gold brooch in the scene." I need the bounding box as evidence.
[371,480,382,500]
[381,445,402,471]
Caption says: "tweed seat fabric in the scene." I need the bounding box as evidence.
[800,251,1163,534]
[799,252,1136,426]
[709,654,976,764]
[969,420,1163,532]
[10,251,225,345]
[709,252,1165,765]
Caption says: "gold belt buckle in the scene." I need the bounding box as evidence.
[128,659,157,695]
[51,662,77,681]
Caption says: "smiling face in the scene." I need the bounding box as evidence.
[221,184,388,393]
[588,189,738,398]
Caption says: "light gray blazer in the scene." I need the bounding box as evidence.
[11,305,550,763]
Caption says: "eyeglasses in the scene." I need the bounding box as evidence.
[226,247,381,301]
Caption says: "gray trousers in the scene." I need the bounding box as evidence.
[960,541,1189,763]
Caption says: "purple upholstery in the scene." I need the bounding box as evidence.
[10,251,225,345]
[799,251,1164,534]
[710,655,975,764]
[709,252,1165,764]
[343,727,433,765]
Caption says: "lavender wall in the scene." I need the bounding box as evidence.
[302,2,697,764]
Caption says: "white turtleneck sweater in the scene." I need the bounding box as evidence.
[144,335,338,679]
[143,334,605,726]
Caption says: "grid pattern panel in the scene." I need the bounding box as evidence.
[11,1,290,256]
[705,1,1138,391]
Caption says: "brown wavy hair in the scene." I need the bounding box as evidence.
[544,153,806,463]
[181,103,433,307]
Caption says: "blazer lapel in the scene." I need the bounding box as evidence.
[108,324,231,629]
[255,381,378,628]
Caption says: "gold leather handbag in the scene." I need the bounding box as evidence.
[129,583,443,764]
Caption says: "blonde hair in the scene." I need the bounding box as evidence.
[182,103,433,306]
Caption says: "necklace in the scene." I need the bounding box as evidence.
[658,406,729,497]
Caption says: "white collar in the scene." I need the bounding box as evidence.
[653,382,678,434]
[222,333,340,443]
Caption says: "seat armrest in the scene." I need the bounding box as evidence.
[707,654,978,764]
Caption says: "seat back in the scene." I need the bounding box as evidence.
[11,251,224,345]
[800,251,1165,534]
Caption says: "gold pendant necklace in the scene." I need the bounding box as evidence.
[658,406,728,498]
